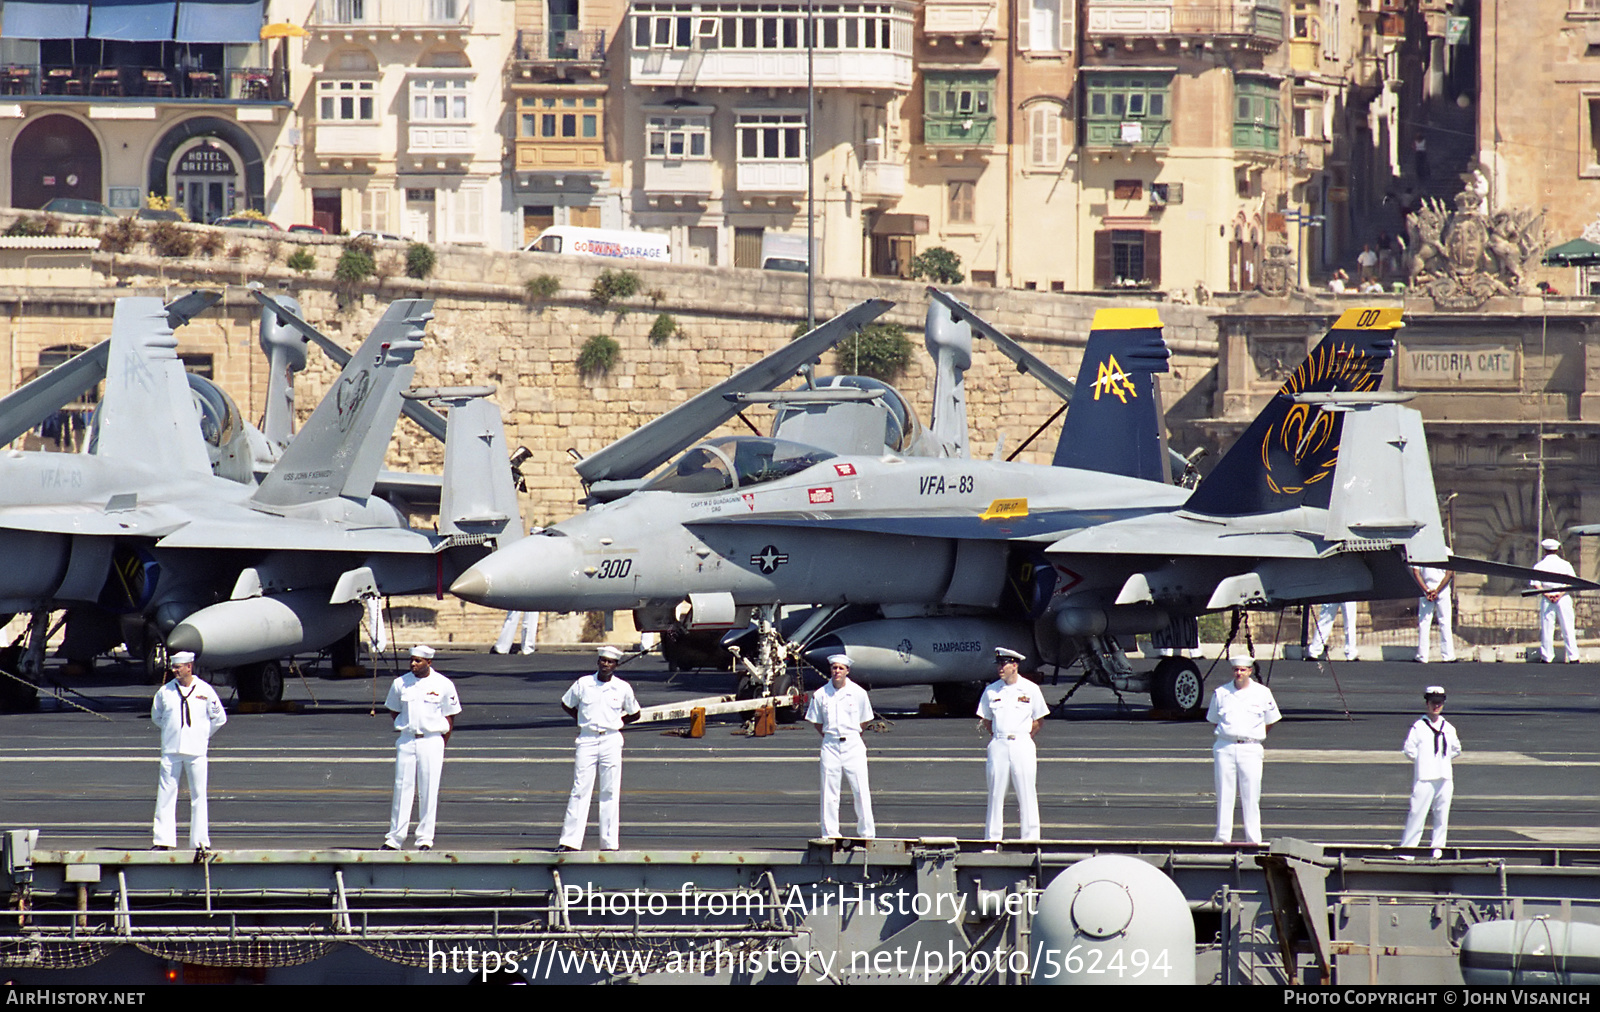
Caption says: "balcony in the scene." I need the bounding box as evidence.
[923,0,998,43]
[643,158,715,196]
[310,0,473,32]
[1085,1,1283,51]
[407,124,477,156]
[859,160,904,201]
[516,140,606,172]
[735,159,806,194]
[512,29,608,80]
[1083,117,1170,150]
[313,121,385,159]
[0,64,286,102]
[923,115,997,147]
[628,2,914,90]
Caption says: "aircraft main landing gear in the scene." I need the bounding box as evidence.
[235,659,285,704]
[1150,656,1206,719]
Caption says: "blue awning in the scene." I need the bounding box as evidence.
[88,0,178,40]
[2,0,91,38]
[175,0,263,43]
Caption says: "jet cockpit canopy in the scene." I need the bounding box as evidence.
[641,436,837,495]
[771,376,921,456]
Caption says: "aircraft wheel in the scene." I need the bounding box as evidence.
[931,681,984,715]
[773,671,805,725]
[1151,657,1205,718]
[237,659,285,705]
[0,645,38,713]
[141,629,169,686]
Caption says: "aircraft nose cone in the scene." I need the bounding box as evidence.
[167,623,203,656]
[449,568,491,604]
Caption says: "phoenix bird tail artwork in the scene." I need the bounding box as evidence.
[1183,306,1403,518]
[1052,307,1173,483]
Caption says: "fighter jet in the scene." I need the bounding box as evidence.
[0,294,521,708]
[452,303,1590,715]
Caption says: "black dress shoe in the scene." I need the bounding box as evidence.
[554,844,577,853]
[151,845,172,851]
[419,844,432,851]
[380,844,399,851]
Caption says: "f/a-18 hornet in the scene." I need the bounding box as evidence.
[452,300,1586,715]
[0,293,521,707]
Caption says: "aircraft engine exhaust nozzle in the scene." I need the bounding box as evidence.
[168,591,362,668]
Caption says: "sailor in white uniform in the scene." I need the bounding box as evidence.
[151,650,227,853]
[1413,566,1455,663]
[383,644,461,851]
[805,653,876,839]
[558,645,641,851]
[977,647,1050,842]
[1400,685,1461,858]
[1532,538,1580,663]
[1307,601,1358,661]
[1207,653,1282,845]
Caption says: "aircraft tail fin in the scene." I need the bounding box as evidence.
[1324,402,1447,562]
[251,299,432,509]
[95,298,213,476]
[1052,307,1171,482]
[1183,307,1402,517]
[440,394,525,546]
[924,298,973,458]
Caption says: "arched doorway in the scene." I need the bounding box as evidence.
[147,117,265,214]
[170,139,243,223]
[11,115,103,211]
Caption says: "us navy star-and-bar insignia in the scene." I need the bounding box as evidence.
[1093,354,1137,403]
[751,545,790,574]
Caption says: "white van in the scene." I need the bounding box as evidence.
[523,226,671,263]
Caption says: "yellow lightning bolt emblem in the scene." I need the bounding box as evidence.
[1093,354,1137,403]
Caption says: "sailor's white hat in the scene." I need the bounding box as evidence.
[410,644,435,659]
[994,647,1025,662]
[1228,653,1256,668]
[1542,538,1561,550]
[597,645,624,661]
[170,651,196,666]
[827,653,853,668]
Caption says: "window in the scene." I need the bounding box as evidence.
[948,180,975,224]
[1093,229,1161,288]
[1113,178,1143,201]
[633,2,904,54]
[410,77,471,122]
[1293,93,1324,140]
[736,112,805,161]
[317,79,377,122]
[1028,104,1062,167]
[1082,73,1172,148]
[1586,96,1600,175]
[521,95,604,141]
[647,112,711,158]
[924,71,998,145]
[1019,0,1072,52]
[1233,78,1281,152]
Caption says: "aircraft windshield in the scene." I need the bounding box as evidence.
[643,436,836,494]
[773,376,919,453]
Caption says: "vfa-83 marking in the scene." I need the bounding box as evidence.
[919,475,975,496]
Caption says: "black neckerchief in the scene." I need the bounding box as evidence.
[176,682,196,728]
[1420,716,1448,756]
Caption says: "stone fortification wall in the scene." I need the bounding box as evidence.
[0,214,1221,646]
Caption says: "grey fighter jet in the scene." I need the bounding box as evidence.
[460,304,1593,716]
[0,294,521,707]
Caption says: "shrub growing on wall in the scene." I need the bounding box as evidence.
[98,216,142,253]
[525,274,561,302]
[286,249,315,272]
[910,247,965,285]
[833,322,913,382]
[577,334,620,377]
[648,312,681,345]
[405,242,437,280]
[148,221,195,258]
[590,268,641,309]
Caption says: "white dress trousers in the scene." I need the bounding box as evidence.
[560,731,623,850]
[1417,594,1455,662]
[985,736,1041,842]
[1212,738,1266,844]
[153,755,210,849]
[1401,779,1454,851]
[820,735,875,839]
[387,733,446,849]
[1309,601,1358,660]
